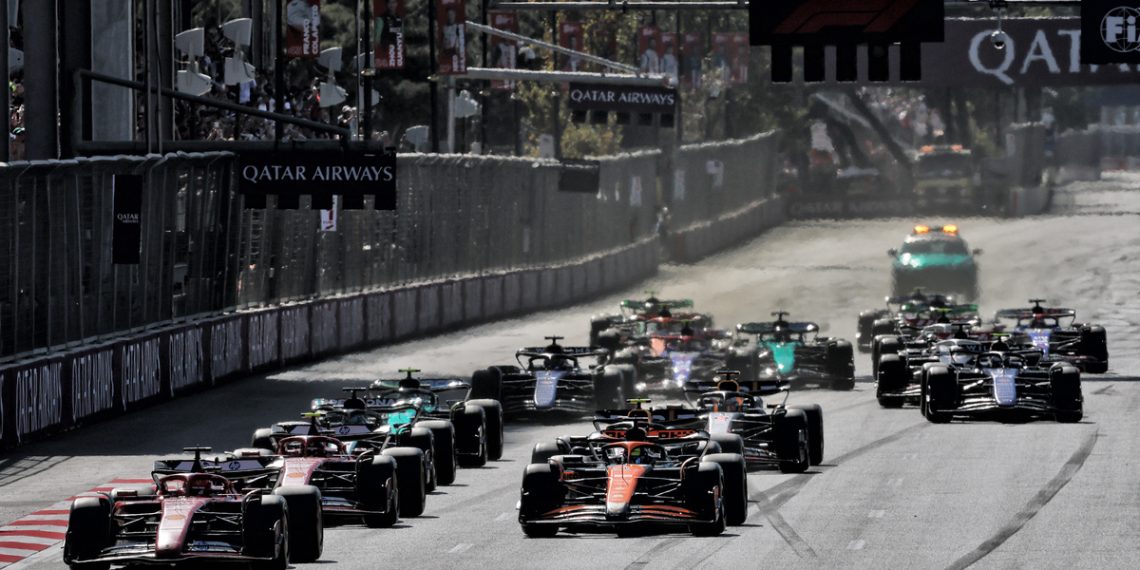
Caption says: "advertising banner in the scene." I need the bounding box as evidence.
[238,150,397,209]
[374,0,406,69]
[286,0,321,58]
[437,0,467,74]
[567,83,678,114]
[490,11,519,89]
[112,175,142,264]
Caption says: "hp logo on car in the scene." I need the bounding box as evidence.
[1102,7,1140,53]
[338,425,352,435]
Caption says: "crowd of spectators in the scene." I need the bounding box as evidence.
[171,26,385,144]
[9,27,24,160]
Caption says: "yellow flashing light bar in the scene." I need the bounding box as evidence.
[913,225,930,234]
[942,224,958,234]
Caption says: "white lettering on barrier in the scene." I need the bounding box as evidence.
[121,338,161,408]
[169,329,204,395]
[211,319,244,382]
[16,362,63,441]
[968,27,1138,86]
[248,313,280,368]
[71,349,115,422]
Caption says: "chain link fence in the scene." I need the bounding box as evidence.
[0,148,672,359]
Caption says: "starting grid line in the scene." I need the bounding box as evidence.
[0,478,150,568]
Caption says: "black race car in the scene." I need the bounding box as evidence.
[919,341,1083,423]
[470,337,625,417]
[993,299,1109,373]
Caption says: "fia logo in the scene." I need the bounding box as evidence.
[1102,7,1140,53]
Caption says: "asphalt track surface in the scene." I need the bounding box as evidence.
[4,175,1140,569]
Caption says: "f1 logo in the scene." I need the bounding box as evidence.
[774,0,920,35]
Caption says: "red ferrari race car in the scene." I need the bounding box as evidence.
[64,467,292,569]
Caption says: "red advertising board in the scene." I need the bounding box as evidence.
[374,0,405,70]
[437,0,467,74]
[285,0,321,58]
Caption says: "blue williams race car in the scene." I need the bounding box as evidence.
[470,337,626,417]
[993,299,1109,373]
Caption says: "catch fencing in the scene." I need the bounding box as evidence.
[0,135,789,449]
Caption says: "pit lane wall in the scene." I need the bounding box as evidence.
[0,136,782,451]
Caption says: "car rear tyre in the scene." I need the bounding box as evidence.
[826,341,855,390]
[1050,365,1083,423]
[418,420,457,485]
[923,366,955,424]
[382,447,426,517]
[273,485,323,562]
[466,399,504,460]
[702,453,748,525]
[453,404,488,468]
[709,433,744,456]
[594,369,625,409]
[776,409,810,473]
[251,428,276,452]
[244,494,288,570]
[469,368,503,401]
[64,497,111,570]
[791,404,824,466]
[530,441,566,465]
[358,455,399,528]
[520,464,563,538]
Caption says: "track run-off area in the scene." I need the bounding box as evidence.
[3,175,1140,569]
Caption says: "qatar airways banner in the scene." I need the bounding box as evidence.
[566,83,677,114]
[239,151,397,209]
[922,18,1140,87]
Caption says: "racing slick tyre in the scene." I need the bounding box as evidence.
[466,399,504,460]
[382,447,427,517]
[922,366,956,424]
[685,462,727,536]
[469,369,503,401]
[251,428,276,452]
[775,409,811,474]
[871,319,896,340]
[520,464,563,538]
[709,433,745,456]
[418,420,457,485]
[243,494,288,570]
[826,341,856,390]
[1079,326,1109,374]
[358,455,400,528]
[791,404,825,466]
[530,441,567,465]
[597,329,623,353]
[406,427,437,491]
[1050,364,1084,423]
[876,354,907,408]
[871,335,901,380]
[273,485,323,563]
[64,497,111,570]
[595,368,625,409]
[591,317,616,347]
[702,453,748,526]
[857,313,883,353]
[453,404,489,468]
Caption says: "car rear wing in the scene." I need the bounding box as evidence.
[516,346,608,358]
[594,406,703,424]
[369,377,470,392]
[994,308,1076,320]
[737,322,819,335]
[151,455,279,485]
[620,298,693,310]
[682,378,790,396]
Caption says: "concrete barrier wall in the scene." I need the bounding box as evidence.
[0,239,658,450]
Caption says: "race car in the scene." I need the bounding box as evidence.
[726,312,855,390]
[888,225,981,299]
[652,332,731,389]
[469,337,625,416]
[856,289,980,352]
[607,316,729,396]
[993,299,1109,373]
[520,409,748,537]
[251,405,438,515]
[366,371,504,463]
[677,374,823,472]
[65,453,293,569]
[919,341,1083,423]
[154,436,403,534]
[875,330,980,408]
[588,295,695,346]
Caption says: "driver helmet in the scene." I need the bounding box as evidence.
[550,357,574,371]
[991,338,1010,352]
[625,427,648,442]
[629,445,656,465]
[188,477,216,497]
[345,410,370,426]
[306,440,329,457]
